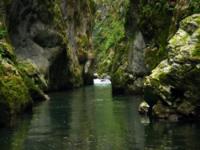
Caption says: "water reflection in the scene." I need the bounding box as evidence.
[0,86,200,150]
[144,122,200,150]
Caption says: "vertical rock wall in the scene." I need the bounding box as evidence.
[109,0,200,94]
[0,1,49,127]
[6,0,94,90]
[111,0,149,94]
[0,0,95,126]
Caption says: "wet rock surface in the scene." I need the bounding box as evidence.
[7,0,94,90]
[143,14,200,120]
[0,0,94,126]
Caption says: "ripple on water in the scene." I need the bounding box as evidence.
[0,86,200,150]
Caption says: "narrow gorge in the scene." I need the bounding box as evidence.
[0,0,200,149]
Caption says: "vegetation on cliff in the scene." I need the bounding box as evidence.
[93,0,129,75]
[0,0,96,126]
[0,23,47,126]
[144,14,200,120]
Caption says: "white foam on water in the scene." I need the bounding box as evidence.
[93,79,111,85]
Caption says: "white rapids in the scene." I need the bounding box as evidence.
[93,78,111,85]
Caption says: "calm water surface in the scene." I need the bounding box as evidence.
[0,85,200,150]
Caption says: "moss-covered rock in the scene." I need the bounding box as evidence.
[0,75,32,117]
[17,60,49,102]
[93,0,129,75]
[0,14,48,126]
[108,0,200,95]
[143,0,200,68]
[5,0,94,90]
[0,51,32,126]
[143,14,200,120]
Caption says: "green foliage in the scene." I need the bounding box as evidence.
[0,75,32,114]
[0,42,15,61]
[139,0,173,17]
[0,34,46,125]
[93,0,129,74]
[94,18,125,51]
[110,39,130,92]
[0,46,32,113]
[138,0,173,41]
[137,0,176,70]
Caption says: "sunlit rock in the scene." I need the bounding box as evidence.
[144,14,200,120]
[138,101,150,114]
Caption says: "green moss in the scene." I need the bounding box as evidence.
[181,14,200,30]
[93,0,129,75]
[17,60,47,88]
[169,29,189,48]
[0,39,15,65]
[138,0,173,41]
[193,46,200,57]
[112,67,126,87]
[150,60,172,81]
[144,14,200,119]
[0,40,46,123]
[17,60,48,101]
[0,76,32,114]
[191,29,200,58]
[69,66,83,87]
[139,1,195,70]
[145,45,168,70]
[76,34,91,64]
[0,44,19,107]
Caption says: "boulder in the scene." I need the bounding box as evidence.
[144,14,200,120]
[0,30,47,126]
[138,101,150,114]
[0,50,32,126]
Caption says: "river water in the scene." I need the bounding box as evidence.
[0,85,200,150]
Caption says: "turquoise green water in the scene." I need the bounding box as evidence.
[0,85,200,150]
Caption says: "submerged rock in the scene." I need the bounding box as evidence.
[144,14,200,120]
[138,101,150,114]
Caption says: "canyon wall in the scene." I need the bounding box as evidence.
[0,0,95,126]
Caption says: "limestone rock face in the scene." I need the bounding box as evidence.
[144,14,200,120]
[0,0,94,126]
[111,0,200,94]
[0,29,47,126]
[93,0,129,77]
[111,31,148,94]
[110,0,150,94]
[7,0,94,90]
